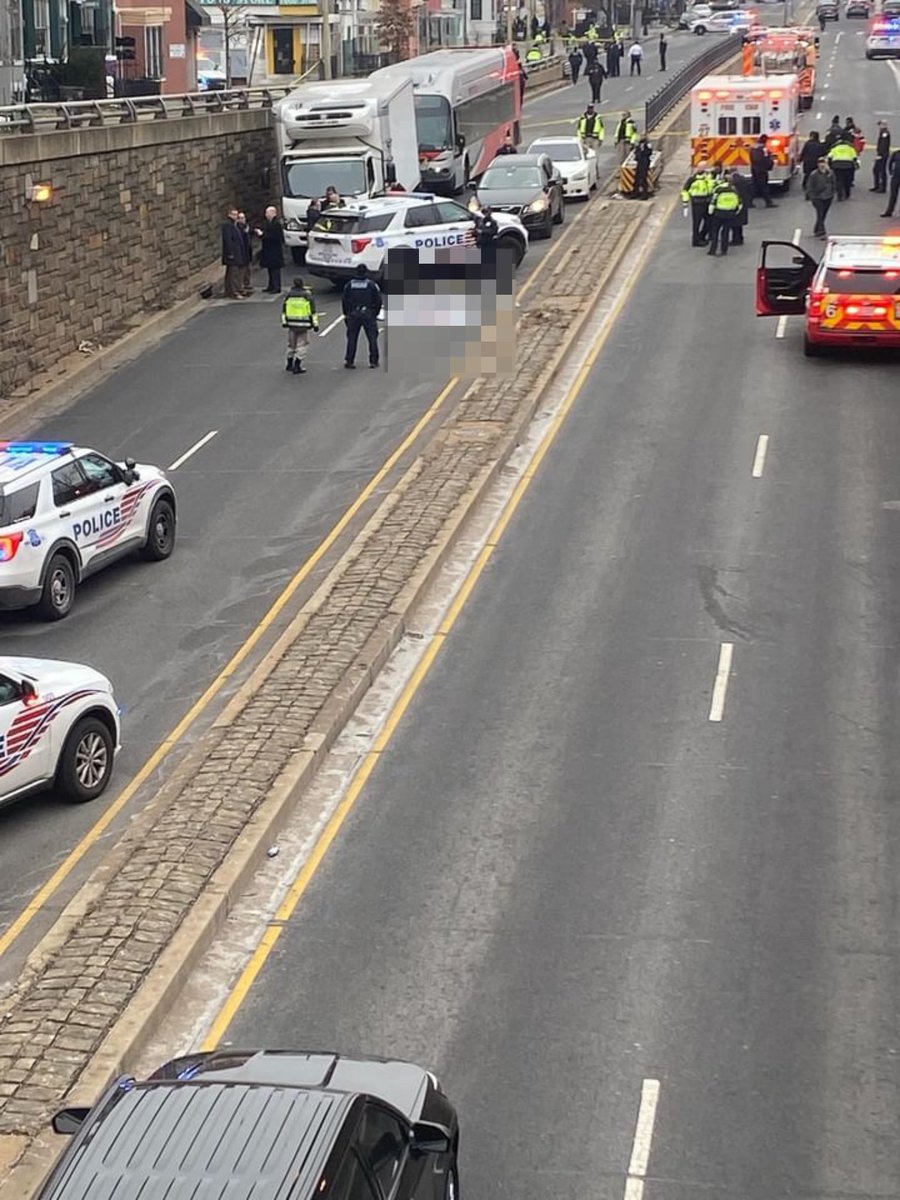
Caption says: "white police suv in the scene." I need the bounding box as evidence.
[0,655,120,807]
[0,441,176,621]
[306,193,529,285]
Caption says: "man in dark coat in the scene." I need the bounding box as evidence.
[881,149,900,217]
[221,207,244,300]
[749,135,777,207]
[729,169,753,243]
[586,58,606,103]
[872,120,891,193]
[800,130,823,192]
[604,38,616,74]
[256,205,285,293]
[631,135,653,199]
[568,46,583,84]
[236,211,253,295]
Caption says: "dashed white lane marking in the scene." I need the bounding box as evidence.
[816,110,822,119]
[836,29,842,42]
[776,314,788,338]
[168,429,218,470]
[752,434,769,478]
[319,314,343,338]
[709,642,734,723]
[624,1079,661,1200]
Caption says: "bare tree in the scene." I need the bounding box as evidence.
[209,0,249,86]
[374,0,415,63]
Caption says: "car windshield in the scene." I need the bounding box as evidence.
[823,268,900,295]
[282,159,368,200]
[414,94,453,152]
[481,165,543,189]
[531,142,581,162]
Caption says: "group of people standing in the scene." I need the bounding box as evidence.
[221,205,287,298]
[798,117,898,237]
[680,163,753,256]
[568,33,667,100]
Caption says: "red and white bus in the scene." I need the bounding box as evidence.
[372,47,522,194]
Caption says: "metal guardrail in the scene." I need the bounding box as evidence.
[0,86,298,134]
[645,32,743,131]
[0,54,564,137]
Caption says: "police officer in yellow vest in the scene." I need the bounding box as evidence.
[577,105,604,153]
[281,277,319,374]
[681,162,715,246]
[526,44,543,63]
[707,172,743,257]
[826,135,858,201]
[615,111,638,164]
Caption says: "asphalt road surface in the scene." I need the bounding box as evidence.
[222,30,900,1200]
[0,29,717,981]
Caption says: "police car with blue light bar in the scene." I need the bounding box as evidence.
[305,193,529,284]
[866,14,900,55]
[0,442,176,620]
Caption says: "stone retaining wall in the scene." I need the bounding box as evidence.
[0,112,273,401]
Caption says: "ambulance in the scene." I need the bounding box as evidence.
[750,29,816,108]
[690,73,800,185]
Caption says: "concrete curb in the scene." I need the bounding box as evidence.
[0,195,646,1198]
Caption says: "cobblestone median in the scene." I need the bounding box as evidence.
[0,197,646,1143]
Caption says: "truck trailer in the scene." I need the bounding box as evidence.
[273,75,420,261]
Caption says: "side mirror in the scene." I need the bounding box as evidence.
[20,678,39,703]
[122,457,139,484]
[53,1107,91,1135]
[411,1121,452,1155]
[456,134,466,151]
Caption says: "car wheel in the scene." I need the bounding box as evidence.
[37,553,76,621]
[142,496,176,561]
[695,24,706,32]
[803,334,821,357]
[553,195,565,224]
[498,234,526,266]
[291,246,305,264]
[57,716,114,802]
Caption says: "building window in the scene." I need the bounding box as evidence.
[145,24,164,77]
[272,26,294,73]
[471,0,482,19]
[33,0,50,55]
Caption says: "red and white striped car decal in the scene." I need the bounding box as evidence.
[0,689,102,779]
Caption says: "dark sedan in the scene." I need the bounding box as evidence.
[470,153,565,239]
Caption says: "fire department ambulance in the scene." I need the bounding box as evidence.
[751,30,816,109]
[690,73,800,186]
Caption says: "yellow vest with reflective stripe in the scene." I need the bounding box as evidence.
[828,141,857,164]
[282,293,314,326]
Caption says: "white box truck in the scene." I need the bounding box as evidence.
[273,75,420,262]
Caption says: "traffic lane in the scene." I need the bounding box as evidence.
[222,198,900,1199]
[0,158,581,963]
[0,308,456,962]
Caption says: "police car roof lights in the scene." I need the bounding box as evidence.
[0,441,73,455]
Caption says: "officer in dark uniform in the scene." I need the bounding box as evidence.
[342,264,382,369]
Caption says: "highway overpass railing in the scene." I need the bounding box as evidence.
[0,55,564,137]
[645,32,743,132]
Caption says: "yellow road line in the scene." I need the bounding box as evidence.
[202,199,669,1050]
[0,376,459,963]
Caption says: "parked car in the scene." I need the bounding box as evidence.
[816,0,839,19]
[679,4,713,26]
[845,0,870,17]
[526,137,599,199]
[469,153,565,239]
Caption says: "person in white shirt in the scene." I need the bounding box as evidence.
[629,40,644,76]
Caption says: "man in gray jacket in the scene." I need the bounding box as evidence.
[807,157,835,239]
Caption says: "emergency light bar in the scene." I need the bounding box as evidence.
[0,441,73,455]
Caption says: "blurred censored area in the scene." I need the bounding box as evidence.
[382,244,517,378]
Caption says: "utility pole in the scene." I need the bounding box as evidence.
[506,0,513,42]
[321,0,332,77]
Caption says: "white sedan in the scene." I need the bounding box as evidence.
[526,137,599,199]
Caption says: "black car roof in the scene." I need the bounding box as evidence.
[39,1051,432,1200]
[40,1081,349,1200]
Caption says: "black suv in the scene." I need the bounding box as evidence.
[39,1049,460,1200]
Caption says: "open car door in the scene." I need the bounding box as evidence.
[756,241,819,316]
